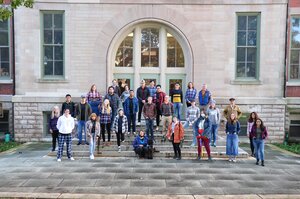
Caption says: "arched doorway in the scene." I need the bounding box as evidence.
[107,20,193,96]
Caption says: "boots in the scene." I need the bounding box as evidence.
[261,160,265,167]
[256,159,259,165]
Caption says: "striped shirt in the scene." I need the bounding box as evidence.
[186,106,200,123]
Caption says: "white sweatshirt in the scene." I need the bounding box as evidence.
[56,114,75,134]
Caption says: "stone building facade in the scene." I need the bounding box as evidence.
[1,0,296,142]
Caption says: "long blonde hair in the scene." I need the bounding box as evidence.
[51,106,60,119]
[102,99,111,114]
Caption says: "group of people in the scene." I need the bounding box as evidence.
[49,79,268,166]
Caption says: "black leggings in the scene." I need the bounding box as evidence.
[101,123,111,142]
[116,132,125,147]
[52,130,59,150]
[135,147,149,158]
[156,105,161,127]
[249,137,254,155]
[138,101,144,123]
[172,140,181,158]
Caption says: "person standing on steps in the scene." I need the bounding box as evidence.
[148,80,157,106]
[123,90,139,137]
[223,98,242,121]
[99,99,112,146]
[111,79,121,96]
[247,112,259,157]
[161,95,174,142]
[56,108,75,162]
[120,85,130,105]
[86,84,102,116]
[251,118,268,167]
[137,79,150,125]
[198,83,211,111]
[86,113,101,160]
[49,106,60,152]
[61,94,76,117]
[166,116,184,160]
[112,109,128,152]
[155,84,166,131]
[76,95,92,145]
[170,82,183,120]
[195,109,212,161]
[183,100,200,147]
[226,113,240,163]
[104,86,121,126]
[185,82,197,108]
[142,96,157,141]
[207,100,220,147]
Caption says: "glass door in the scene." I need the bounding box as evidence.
[140,74,160,86]
[113,74,134,94]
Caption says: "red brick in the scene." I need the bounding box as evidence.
[290,0,300,7]
[286,86,300,97]
[0,84,13,95]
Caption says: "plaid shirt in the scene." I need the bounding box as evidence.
[100,108,112,124]
[185,88,197,103]
[112,115,128,133]
[186,106,200,123]
[86,91,101,102]
[148,86,157,102]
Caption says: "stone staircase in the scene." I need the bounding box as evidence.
[48,125,249,159]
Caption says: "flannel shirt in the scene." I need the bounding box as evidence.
[112,115,128,133]
[185,88,197,103]
[86,91,101,102]
[186,106,200,123]
[100,108,112,124]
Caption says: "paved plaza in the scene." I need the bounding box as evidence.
[0,142,299,198]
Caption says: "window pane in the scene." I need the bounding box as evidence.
[54,46,63,60]
[0,32,9,46]
[43,14,52,29]
[141,28,159,67]
[54,14,63,29]
[44,61,53,75]
[167,33,184,68]
[177,47,184,67]
[237,47,246,62]
[237,31,246,46]
[291,50,300,64]
[0,62,9,77]
[238,16,247,30]
[291,31,300,49]
[248,16,257,30]
[115,32,133,67]
[54,61,63,75]
[290,65,299,79]
[247,47,256,62]
[0,48,9,62]
[247,31,257,46]
[54,30,63,44]
[246,63,256,78]
[44,46,53,60]
[0,20,8,30]
[44,30,53,44]
[237,63,246,78]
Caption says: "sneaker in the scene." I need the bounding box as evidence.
[90,155,94,160]
[197,156,201,160]
[127,132,131,137]
[228,158,232,162]
[208,157,213,162]
[232,158,237,163]
[69,157,75,161]
[137,122,141,126]
[118,146,121,153]
[57,158,61,162]
[176,156,181,160]
[155,127,159,131]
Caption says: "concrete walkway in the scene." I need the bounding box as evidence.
[0,142,299,198]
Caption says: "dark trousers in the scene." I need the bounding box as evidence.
[138,101,144,122]
[101,123,111,142]
[249,137,255,155]
[145,119,154,140]
[135,147,149,158]
[127,113,136,132]
[52,130,59,151]
[116,131,125,146]
[156,105,161,127]
[172,140,181,158]
[197,135,211,157]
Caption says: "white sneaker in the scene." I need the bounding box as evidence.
[232,158,237,163]
[137,122,141,126]
[118,146,121,153]
[228,158,232,162]
[133,132,136,136]
[69,157,75,161]
[90,154,94,160]
[57,159,61,162]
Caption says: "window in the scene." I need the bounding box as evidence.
[0,110,9,133]
[141,28,159,67]
[0,20,10,78]
[290,17,300,80]
[167,33,184,68]
[236,14,260,79]
[42,12,64,77]
[115,32,133,67]
[43,111,51,137]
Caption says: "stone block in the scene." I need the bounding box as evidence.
[23,116,36,120]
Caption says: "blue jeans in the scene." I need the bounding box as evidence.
[77,120,87,143]
[226,133,239,156]
[253,138,265,161]
[89,133,96,155]
[89,101,101,116]
[211,124,219,145]
[183,121,198,146]
[146,119,154,140]
[173,103,182,120]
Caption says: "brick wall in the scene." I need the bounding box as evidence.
[290,0,300,7]
[0,84,13,95]
[286,86,300,97]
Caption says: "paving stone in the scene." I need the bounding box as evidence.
[166,179,201,187]
[95,180,130,187]
[186,188,224,195]
[72,186,113,194]
[60,193,126,199]
[148,173,181,180]
[0,180,28,187]
[127,195,194,199]
[258,194,300,199]
[149,187,187,195]
[21,179,63,187]
[194,195,260,199]
[59,179,97,187]
[130,180,166,187]
[111,187,149,194]
[34,186,74,193]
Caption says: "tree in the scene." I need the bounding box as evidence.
[0,0,34,21]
